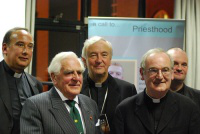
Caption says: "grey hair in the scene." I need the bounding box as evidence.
[48,51,85,76]
[81,36,113,59]
[140,48,174,69]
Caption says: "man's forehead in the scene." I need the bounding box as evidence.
[146,53,171,65]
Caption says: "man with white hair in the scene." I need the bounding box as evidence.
[81,36,137,133]
[20,52,100,134]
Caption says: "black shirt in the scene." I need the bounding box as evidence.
[144,90,168,133]
[87,76,108,114]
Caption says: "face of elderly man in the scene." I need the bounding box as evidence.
[140,52,174,98]
[51,57,83,100]
[167,49,188,82]
[84,40,112,78]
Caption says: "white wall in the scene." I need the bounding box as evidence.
[0,0,25,61]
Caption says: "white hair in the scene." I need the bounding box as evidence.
[140,48,174,69]
[48,51,85,76]
[81,36,113,58]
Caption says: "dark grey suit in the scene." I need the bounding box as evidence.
[20,87,100,134]
[0,61,43,134]
[112,90,200,134]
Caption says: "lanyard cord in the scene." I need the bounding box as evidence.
[89,87,108,114]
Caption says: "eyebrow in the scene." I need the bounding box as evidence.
[63,69,83,73]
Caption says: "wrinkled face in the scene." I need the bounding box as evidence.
[52,58,83,99]
[108,65,123,79]
[140,53,174,97]
[168,50,188,81]
[3,30,33,73]
[83,40,112,78]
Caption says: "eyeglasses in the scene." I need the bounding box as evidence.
[145,67,171,76]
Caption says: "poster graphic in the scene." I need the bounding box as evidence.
[88,17,185,93]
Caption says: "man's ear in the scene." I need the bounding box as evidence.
[2,43,8,56]
[140,68,145,80]
[51,73,57,84]
[81,57,87,68]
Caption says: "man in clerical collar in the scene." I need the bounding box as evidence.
[20,52,100,134]
[167,48,200,109]
[0,27,43,134]
[112,48,200,134]
[81,36,137,133]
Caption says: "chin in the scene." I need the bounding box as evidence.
[154,86,168,92]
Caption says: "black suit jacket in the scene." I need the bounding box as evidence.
[179,84,200,109]
[81,74,137,131]
[112,90,200,134]
[0,61,43,134]
[20,87,100,134]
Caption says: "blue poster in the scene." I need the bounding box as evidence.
[88,17,185,93]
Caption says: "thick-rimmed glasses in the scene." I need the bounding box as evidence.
[145,67,171,76]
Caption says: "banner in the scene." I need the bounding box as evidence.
[88,17,185,93]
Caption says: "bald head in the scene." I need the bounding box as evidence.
[167,48,188,82]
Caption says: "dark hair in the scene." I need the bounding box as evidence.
[2,27,29,45]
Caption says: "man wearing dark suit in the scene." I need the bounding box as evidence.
[0,27,43,134]
[20,52,100,134]
[167,48,200,108]
[112,48,200,134]
[81,36,137,133]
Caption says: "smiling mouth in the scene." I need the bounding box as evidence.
[19,57,28,61]
[95,66,104,69]
[69,84,80,87]
[175,72,183,75]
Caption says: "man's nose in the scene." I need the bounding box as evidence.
[156,70,164,79]
[176,64,182,71]
[22,47,27,53]
[72,72,81,80]
[96,55,103,63]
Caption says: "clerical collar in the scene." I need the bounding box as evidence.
[145,89,167,103]
[87,75,108,88]
[3,60,23,78]
[95,83,102,87]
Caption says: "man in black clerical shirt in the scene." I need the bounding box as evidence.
[0,27,43,134]
[167,48,200,109]
[112,48,200,134]
[81,36,137,133]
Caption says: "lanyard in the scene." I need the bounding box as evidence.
[89,87,108,114]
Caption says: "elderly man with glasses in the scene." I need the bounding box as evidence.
[112,48,200,134]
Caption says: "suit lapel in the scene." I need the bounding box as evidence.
[0,62,12,117]
[156,91,177,133]
[25,73,39,95]
[79,95,95,134]
[135,92,154,133]
[49,88,79,134]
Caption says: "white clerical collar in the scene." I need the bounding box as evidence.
[95,83,102,87]
[14,72,22,78]
[54,86,79,104]
[146,90,161,103]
